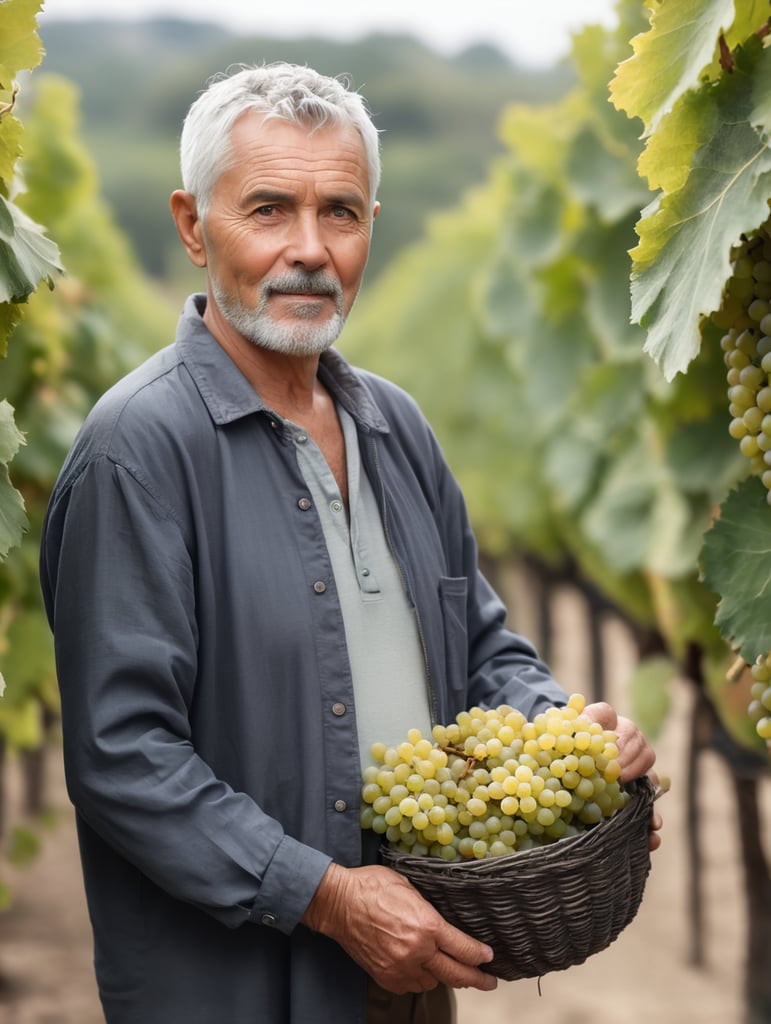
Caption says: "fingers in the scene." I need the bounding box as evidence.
[648,809,663,851]
[424,947,498,992]
[582,701,617,728]
[427,920,497,990]
[583,702,656,782]
[615,717,656,782]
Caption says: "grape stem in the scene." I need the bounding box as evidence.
[438,745,478,778]
[726,654,748,683]
[718,34,734,74]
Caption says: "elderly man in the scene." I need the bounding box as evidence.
[40,63,658,1024]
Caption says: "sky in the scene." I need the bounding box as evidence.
[38,0,619,69]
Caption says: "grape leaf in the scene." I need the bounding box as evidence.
[636,83,713,196]
[630,38,771,381]
[0,110,23,191]
[581,431,707,577]
[0,462,25,556]
[0,0,44,86]
[0,299,23,357]
[0,397,24,464]
[700,475,771,660]
[565,125,649,224]
[609,0,735,137]
[0,192,62,302]
[664,415,744,495]
[543,430,601,511]
[0,399,26,558]
[628,655,675,741]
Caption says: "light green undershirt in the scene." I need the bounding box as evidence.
[286,405,432,771]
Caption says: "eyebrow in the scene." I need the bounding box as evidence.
[243,189,294,207]
[243,188,369,215]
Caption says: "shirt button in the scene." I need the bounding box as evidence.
[296,433,308,444]
[360,567,370,577]
[298,497,312,511]
[330,500,343,513]
[260,913,277,926]
[312,580,327,594]
[334,800,347,812]
[331,702,346,716]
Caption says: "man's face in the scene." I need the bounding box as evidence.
[199,112,378,356]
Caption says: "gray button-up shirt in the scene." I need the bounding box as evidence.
[40,295,567,1024]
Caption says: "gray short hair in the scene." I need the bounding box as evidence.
[179,62,381,220]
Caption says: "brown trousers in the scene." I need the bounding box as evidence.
[366,978,457,1024]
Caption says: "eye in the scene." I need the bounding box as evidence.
[331,205,355,219]
[254,204,277,217]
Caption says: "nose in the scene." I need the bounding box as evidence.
[285,212,328,271]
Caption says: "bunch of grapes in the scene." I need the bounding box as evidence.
[359,693,630,861]
[714,218,771,503]
[711,219,771,749]
[749,655,771,746]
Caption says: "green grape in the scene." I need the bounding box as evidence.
[384,806,402,827]
[427,805,446,825]
[399,796,419,818]
[757,717,771,740]
[389,784,409,805]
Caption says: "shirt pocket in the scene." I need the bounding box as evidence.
[438,576,468,703]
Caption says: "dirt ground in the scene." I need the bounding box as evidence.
[0,588,767,1024]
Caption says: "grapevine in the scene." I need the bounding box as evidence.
[710,215,771,750]
[360,693,630,861]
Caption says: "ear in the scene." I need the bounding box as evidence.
[170,190,207,268]
[372,201,381,221]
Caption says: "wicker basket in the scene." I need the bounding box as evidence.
[380,775,657,981]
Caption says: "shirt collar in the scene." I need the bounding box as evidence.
[176,294,389,435]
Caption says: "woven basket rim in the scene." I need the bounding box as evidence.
[380,774,656,876]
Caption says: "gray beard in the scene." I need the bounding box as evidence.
[211,270,347,356]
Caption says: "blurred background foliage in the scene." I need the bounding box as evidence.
[36,19,573,290]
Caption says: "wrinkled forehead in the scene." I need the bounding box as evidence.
[221,110,373,201]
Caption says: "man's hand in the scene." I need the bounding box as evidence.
[583,701,663,850]
[302,862,498,995]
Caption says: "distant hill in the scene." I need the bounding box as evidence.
[37,18,573,292]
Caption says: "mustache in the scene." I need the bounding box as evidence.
[261,271,342,300]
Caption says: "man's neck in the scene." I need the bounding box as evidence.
[203,301,325,419]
